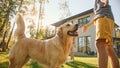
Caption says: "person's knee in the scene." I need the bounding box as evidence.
[95,39,106,52]
[96,39,106,43]
[96,39,106,46]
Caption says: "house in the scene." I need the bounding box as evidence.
[52,8,120,55]
[114,29,120,56]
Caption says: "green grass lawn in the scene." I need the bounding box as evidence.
[0,52,120,68]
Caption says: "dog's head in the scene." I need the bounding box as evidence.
[57,23,78,38]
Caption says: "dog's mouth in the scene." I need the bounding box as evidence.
[67,27,78,36]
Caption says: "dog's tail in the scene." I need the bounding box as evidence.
[14,13,26,41]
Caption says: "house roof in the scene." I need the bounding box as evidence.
[51,8,93,27]
[114,24,119,28]
[51,8,119,28]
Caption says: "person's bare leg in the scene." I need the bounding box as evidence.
[106,45,119,68]
[96,39,108,68]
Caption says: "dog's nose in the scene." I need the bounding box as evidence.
[75,24,78,27]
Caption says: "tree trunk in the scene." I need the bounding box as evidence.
[0,19,7,32]
[6,0,24,48]
[6,22,15,48]
[1,30,7,52]
[36,0,47,39]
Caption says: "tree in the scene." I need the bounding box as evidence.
[7,0,24,49]
[17,0,49,39]
[0,0,18,51]
[58,0,71,19]
[36,0,49,39]
[27,19,36,38]
[44,26,55,39]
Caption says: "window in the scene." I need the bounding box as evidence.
[86,36,91,49]
[86,16,90,23]
[78,16,90,27]
[78,36,91,52]
[78,37,84,52]
[78,37,84,47]
[78,18,83,27]
[83,18,86,24]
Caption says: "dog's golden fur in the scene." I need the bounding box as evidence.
[9,13,78,68]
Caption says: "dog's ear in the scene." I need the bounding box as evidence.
[57,27,63,38]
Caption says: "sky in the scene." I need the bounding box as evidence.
[44,0,120,27]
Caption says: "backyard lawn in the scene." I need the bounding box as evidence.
[0,52,120,68]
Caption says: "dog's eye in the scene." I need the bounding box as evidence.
[66,24,70,26]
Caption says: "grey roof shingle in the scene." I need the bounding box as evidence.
[51,8,93,27]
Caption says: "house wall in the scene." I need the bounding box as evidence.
[116,29,120,38]
[78,24,96,51]
[77,13,97,53]
[64,12,97,53]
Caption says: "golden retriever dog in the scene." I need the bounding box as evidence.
[9,13,78,68]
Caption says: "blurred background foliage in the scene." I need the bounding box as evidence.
[0,0,70,53]
[0,0,62,52]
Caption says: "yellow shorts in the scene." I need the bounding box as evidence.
[94,16,114,46]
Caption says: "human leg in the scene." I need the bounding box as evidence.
[106,45,119,68]
[95,17,109,68]
[105,17,119,68]
[96,39,108,68]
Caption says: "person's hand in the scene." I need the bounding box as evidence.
[101,0,108,7]
[82,25,88,32]
[103,2,108,6]
[82,19,94,32]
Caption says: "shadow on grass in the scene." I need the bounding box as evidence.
[28,61,97,68]
[74,55,97,58]
[27,61,44,68]
[0,60,97,68]
[65,61,97,68]
[0,61,9,68]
